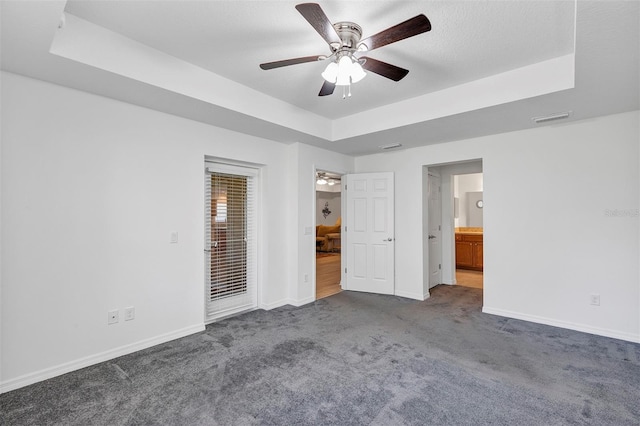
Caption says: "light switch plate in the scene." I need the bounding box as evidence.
[170,231,178,243]
[124,306,135,321]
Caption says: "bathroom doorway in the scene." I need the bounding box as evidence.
[424,160,483,293]
[453,172,484,289]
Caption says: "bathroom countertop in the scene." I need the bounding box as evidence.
[455,227,483,234]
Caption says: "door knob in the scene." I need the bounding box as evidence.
[428,235,436,239]
[384,237,393,241]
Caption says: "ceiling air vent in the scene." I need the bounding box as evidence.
[379,143,402,150]
[532,112,571,124]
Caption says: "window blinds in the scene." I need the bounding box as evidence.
[205,165,257,320]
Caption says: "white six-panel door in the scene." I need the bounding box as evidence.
[345,173,395,295]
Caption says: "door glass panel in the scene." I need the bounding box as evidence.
[210,173,247,300]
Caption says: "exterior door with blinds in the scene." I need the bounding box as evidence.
[205,163,258,321]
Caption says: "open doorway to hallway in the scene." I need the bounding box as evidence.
[315,170,342,299]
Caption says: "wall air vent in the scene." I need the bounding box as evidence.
[379,143,402,150]
[532,112,571,124]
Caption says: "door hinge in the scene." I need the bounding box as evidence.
[345,268,347,274]
[438,225,441,231]
[439,264,441,270]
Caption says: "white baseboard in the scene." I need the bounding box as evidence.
[482,306,640,343]
[0,323,205,394]
[394,289,429,301]
[261,296,316,310]
[259,298,291,310]
[289,296,315,307]
[205,306,258,324]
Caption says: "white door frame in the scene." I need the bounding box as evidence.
[204,161,259,323]
[423,161,483,290]
[313,167,346,299]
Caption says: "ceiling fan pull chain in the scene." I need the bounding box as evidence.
[342,84,352,100]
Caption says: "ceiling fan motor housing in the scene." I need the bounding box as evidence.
[332,21,363,52]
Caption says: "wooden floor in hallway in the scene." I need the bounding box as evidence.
[456,268,483,289]
[316,253,341,299]
[316,257,482,295]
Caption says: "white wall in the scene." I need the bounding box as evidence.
[356,111,640,343]
[2,70,637,395]
[0,72,295,391]
[316,191,341,226]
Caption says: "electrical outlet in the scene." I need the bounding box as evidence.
[590,294,600,306]
[170,231,178,243]
[108,310,119,325]
[304,274,309,283]
[124,306,135,321]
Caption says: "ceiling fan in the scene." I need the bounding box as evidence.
[259,3,431,98]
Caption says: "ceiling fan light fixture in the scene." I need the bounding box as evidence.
[261,5,432,98]
[335,72,350,86]
[316,178,328,185]
[335,56,353,86]
[321,61,338,83]
[350,61,366,83]
[323,55,367,86]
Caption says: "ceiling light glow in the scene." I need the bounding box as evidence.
[322,54,366,87]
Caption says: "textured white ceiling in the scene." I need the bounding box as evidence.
[64,1,575,119]
[1,1,638,156]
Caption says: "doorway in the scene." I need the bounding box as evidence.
[424,161,483,293]
[205,162,258,322]
[453,172,484,289]
[315,170,342,299]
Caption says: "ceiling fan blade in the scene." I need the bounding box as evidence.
[359,15,431,51]
[361,57,409,81]
[318,80,336,96]
[260,55,322,70]
[295,3,341,46]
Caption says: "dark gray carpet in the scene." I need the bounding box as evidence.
[2,285,639,425]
